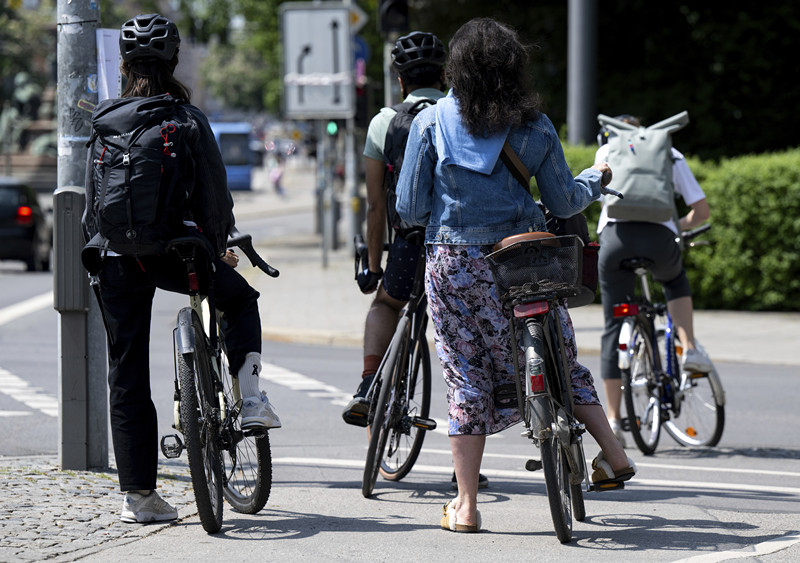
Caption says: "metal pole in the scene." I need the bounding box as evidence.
[55,0,107,470]
[567,0,598,145]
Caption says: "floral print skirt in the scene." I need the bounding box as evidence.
[425,244,600,436]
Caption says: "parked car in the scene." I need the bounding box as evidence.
[0,177,51,271]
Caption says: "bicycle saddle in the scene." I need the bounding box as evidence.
[493,231,554,252]
[619,257,656,271]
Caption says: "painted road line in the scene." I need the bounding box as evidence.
[0,292,53,327]
[0,367,58,417]
[673,531,800,562]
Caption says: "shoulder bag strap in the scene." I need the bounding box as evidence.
[499,140,532,194]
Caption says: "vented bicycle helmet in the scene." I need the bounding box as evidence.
[392,32,446,74]
[120,14,181,63]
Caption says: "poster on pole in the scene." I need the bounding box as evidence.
[96,28,121,100]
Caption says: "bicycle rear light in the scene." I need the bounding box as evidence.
[514,301,549,318]
[613,303,639,317]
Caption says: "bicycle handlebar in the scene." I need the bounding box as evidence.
[600,185,624,199]
[681,223,711,241]
[227,228,280,278]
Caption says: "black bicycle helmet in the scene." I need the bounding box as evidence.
[392,32,446,74]
[120,14,181,63]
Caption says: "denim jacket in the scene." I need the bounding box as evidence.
[395,94,603,246]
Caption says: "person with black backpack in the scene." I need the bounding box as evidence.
[342,32,446,420]
[81,14,281,524]
[342,31,487,488]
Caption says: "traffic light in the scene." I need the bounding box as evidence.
[378,0,409,34]
[326,120,340,137]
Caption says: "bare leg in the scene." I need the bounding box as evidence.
[363,287,404,359]
[603,379,624,420]
[667,296,696,351]
[574,404,629,470]
[450,434,485,526]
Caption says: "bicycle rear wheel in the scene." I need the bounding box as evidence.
[379,335,432,481]
[540,436,574,543]
[218,348,272,514]
[623,320,662,455]
[664,342,725,447]
[176,311,224,533]
[362,324,405,498]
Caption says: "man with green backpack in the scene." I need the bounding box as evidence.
[594,113,711,447]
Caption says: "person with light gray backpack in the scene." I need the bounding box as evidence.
[594,113,711,447]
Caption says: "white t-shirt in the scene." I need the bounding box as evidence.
[594,144,706,235]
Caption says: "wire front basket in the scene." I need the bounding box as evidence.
[486,235,584,303]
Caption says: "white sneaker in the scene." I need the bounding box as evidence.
[241,391,282,429]
[609,418,627,448]
[121,490,178,523]
[682,348,713,373]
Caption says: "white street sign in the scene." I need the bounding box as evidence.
[280,3,354,119]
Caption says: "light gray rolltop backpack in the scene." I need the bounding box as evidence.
[597,111,689,222]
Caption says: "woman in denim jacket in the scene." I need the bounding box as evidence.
[396,17,635,533]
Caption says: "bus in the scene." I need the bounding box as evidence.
[209,122,258,191]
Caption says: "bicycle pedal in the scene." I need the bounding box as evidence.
[525,459,543,472]
[342,409,369,428]
[160,434,184,459]
[410,416,437,431]
[589,481,625,492]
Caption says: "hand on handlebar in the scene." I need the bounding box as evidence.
[356,267,383,294]
[220,250,239,268]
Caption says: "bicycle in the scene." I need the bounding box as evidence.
[160,228,279,533]
[614,223,725,455]
[487,231,609,544]
[353,233,437,498]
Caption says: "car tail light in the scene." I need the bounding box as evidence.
[16,206,34,226]
[613,303,639,317]
[514,301,549,318]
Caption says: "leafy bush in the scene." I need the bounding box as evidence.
[561,144,800,311]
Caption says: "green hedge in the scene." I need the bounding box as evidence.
[561,145,800,311]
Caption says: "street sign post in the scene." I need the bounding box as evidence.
[280,2,354,119]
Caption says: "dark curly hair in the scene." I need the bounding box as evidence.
[446,18,540,137]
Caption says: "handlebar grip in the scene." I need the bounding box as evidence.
[227,229,280,278]
[600,185,624,199]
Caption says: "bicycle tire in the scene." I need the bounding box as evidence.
[176,311,224,533]
[664,341,725,447]
[540,436,573,543]
[623,320,661,455]
[571,481,585,522]
[218,347,272,514]
[379,335,432,481]
[362,324,405,498]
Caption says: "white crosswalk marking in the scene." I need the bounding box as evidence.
[0,367,58,417]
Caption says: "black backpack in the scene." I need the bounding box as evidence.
[86,94,192,256]
[383,98,436,239]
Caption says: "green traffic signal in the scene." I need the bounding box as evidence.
[326,121,339,136]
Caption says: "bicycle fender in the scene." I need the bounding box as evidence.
[617,319,633,370]
[528,396,553,440]
[175,307,196,354]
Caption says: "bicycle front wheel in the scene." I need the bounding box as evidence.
[540,436,574,544]
[219,350,272,514]
[379,335,432,481]
[176,311,224,533]
[664,342,725,447]
[623,321,662,455]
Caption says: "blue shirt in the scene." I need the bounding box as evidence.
[395,92,603,245]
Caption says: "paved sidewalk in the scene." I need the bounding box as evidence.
[1,160,798,562]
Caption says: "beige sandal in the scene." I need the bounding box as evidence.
[440,500,482,533]
[591,451,637,485]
